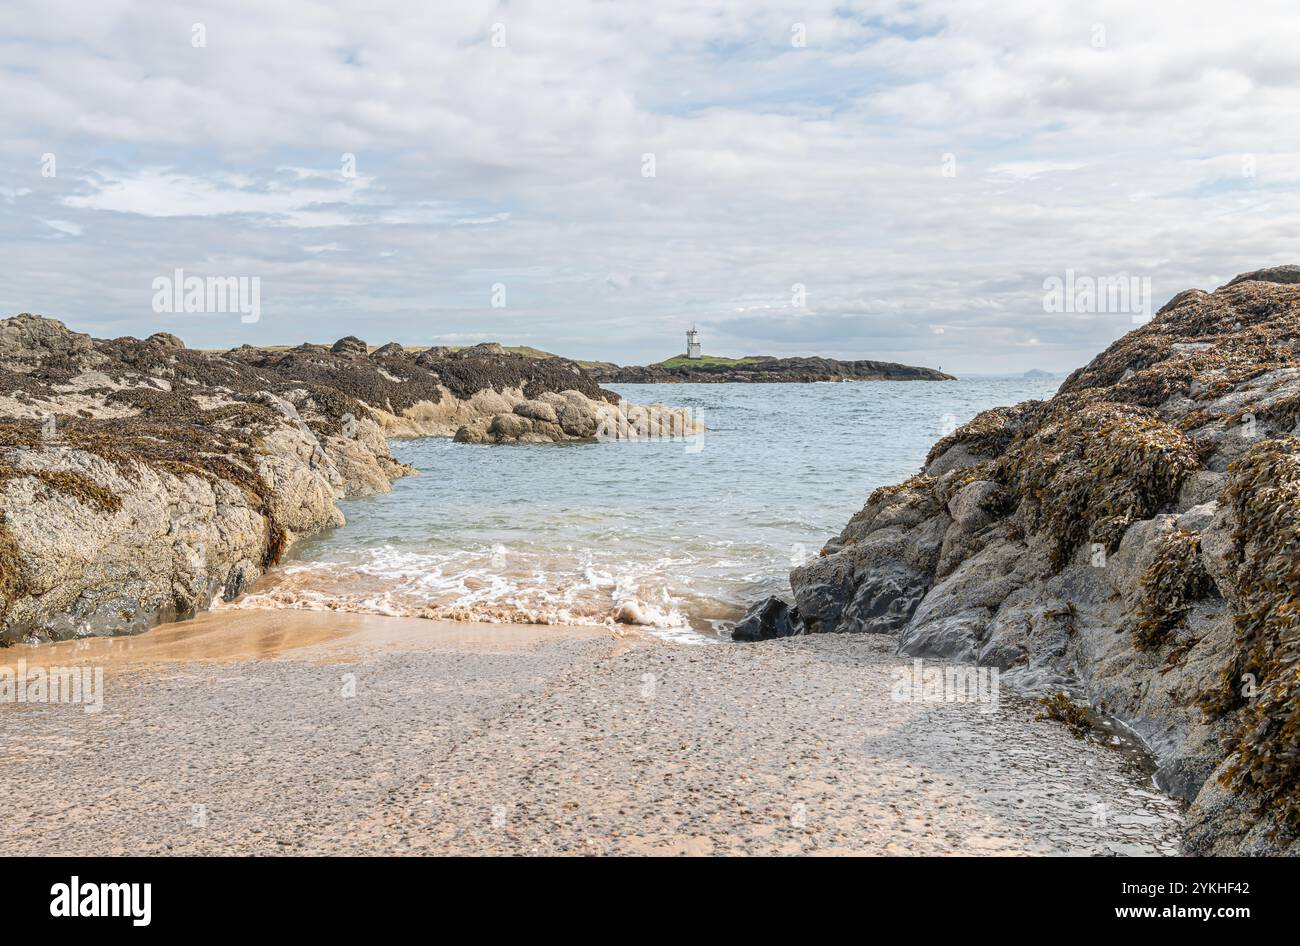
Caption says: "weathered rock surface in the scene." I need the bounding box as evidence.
[588,354,954,384]
[730,595,803,641]
[767,270,1300,855]
[0,316,696,642]
[453,389,702,446]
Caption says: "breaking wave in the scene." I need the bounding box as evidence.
[227,544,718,644]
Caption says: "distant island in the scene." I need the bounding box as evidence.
[586,354,954,383]
[582,327,951,383]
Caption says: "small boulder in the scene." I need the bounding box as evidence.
[453,421,489,444]
[789,553,855,633]
[557,402,597,437]
[731,596,803,642]
[488,412,530,440]
[513,400,559,424]
[371,342,405,358]
[331,336,368,357]
[147,332,185,349]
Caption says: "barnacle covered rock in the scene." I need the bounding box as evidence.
[783,270,1300,853]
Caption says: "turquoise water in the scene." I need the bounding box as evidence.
[239,379,1060,640]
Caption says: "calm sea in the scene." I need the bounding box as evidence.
[234,378,1060,641]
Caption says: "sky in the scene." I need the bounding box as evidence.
[2,1,1300,373]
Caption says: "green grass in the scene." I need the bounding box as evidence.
[654,354,770,369]
[497,345,558,359]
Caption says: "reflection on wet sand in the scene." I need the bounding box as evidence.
[0,609,615,670]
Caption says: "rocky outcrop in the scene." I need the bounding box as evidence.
[588,355,954,384]
[0,316,697,643]
[765,270,1300,855]
[454,389,702,445]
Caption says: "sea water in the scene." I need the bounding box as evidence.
[234,378,1060,641]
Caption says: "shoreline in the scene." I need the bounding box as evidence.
[0,608,619,668]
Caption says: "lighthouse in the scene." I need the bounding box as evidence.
[686,325,701,359]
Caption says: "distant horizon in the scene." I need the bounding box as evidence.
[9,308,1080,375]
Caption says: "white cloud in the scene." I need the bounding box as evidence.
[62,169,375,227]
[985,162,1086,182]
[41,219,83,237]
[0,0,1298,372]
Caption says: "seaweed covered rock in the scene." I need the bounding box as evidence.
[1186,436,1300,850]
[782,269,1300,854]
[0,315,688,641]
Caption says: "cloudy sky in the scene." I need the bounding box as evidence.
[2,1,1299,372]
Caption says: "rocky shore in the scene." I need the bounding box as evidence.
[738,266,1300,856]
[0,317,698,643]
[587,354,953,384]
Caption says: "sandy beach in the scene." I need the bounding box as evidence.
[0,610,1182,855]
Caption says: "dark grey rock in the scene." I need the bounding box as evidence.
[947,479,1009,531]
[789,554,855,633]
[898,607,992,661]
[731,596,803,642]
[925,442,986,477]
[838,561,930,633]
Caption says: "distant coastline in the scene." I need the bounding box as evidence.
[218,343,956,382]
[586,353,955,383]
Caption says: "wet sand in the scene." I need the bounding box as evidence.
[0,608,613,666]
[0,610,1183,855]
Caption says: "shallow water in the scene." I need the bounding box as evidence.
[237,378,1060,640]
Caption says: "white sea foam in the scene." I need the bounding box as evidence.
[234,544,716,643]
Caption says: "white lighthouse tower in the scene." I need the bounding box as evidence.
[686,325,702,359]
